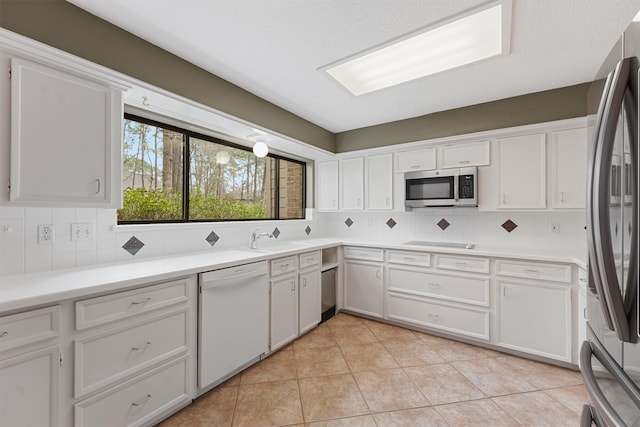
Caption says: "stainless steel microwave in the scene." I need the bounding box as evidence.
[404,167,477,208]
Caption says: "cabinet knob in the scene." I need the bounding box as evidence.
[0,331,8,338]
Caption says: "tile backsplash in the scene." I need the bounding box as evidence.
[316,209,587,254]
[0,207,319,276]
[0,206,585,277]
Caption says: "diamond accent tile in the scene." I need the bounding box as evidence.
[205,231,220,246]
[272,227,281,239]
[122,236,144,256]
[501,219,518,233]
[437,218,450,231]
[386,218,397,229]
[305,225,311,235]
[345,218,354,228]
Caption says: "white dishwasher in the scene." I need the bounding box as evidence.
[198,260,269,391]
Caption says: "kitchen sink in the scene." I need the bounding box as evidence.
[242,241,313,253]
[403,241,477,249]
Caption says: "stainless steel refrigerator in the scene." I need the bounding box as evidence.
[581,16,640,426]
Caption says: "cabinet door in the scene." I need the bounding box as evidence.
[317,161,339,211]
[550,128,588,209]
[344,260,383,318]
[10,57,122,207]
[439,141,490,169]
[299,269,321,334]
[0,345,60,427]
[270,276,298,351]
[366,153,392,210]
[340,157,364,210]
[395,148,436,173]
[496,133,546,209]
[498,281,571,361]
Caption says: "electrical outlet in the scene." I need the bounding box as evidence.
[38,224,54,243]
[550,221,561,234]
[71,223,93,241]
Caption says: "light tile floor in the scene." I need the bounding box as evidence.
[159,313,589,426]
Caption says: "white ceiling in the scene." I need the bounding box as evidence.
[67,0,640,133]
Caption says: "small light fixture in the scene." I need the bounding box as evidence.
[321,0,511,96]
[253,140,268,158]
[216,150,230,164]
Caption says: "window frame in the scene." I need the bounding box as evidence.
[119,113,307,224]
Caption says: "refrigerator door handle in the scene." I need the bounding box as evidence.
[590,58,633,341]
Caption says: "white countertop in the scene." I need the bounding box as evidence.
[0,237,586,314]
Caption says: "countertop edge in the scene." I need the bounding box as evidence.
[0,238,586,314]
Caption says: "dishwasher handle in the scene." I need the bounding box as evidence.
[200,262,268,290]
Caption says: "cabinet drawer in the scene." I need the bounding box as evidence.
[270,256,298,277]
[76,279,189,330]
[388,268,489,306]
[387,294,489,340]
[0,305,60,352]
[299,251,321,270]
[436,254,489,274]
[343,247,384,261]
[75,309,188,398]
[74,355,189,427]
[496,259,572,283]
[387,250,430,267]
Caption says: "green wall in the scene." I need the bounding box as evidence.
[1,0,590,155]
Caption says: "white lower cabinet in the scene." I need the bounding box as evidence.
[74,355,189,427]
[269,251,322,351]
[73,277,195,426]
[497,280,572,361]
[0,345,60,427]
[385,251,490,340]
[299,268,321,335]
[270,274,298,351]
[344,260,383,318]
[0,305,61,427]
[387,294,489,340]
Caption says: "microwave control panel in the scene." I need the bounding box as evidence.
[459,174,475,199]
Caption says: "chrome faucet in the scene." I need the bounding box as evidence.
[250,228,274,249]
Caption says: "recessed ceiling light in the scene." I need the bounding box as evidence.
[321,0,512,96]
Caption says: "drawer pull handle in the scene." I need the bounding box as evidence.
[579,278,587,283]
[306,257,315,263]
[303,278,307,287]
[411,165,420,169]
[455,262,467,267]
[524,269,539,275]
[131,342,152,352]
[0,331,7,338]
[428,282,440,287]
[131,298,151,306]
[459,160,470,164]
[359,252,368,257]
[403,257,414,261]
[131,394,152,407]
[427,313,440,320]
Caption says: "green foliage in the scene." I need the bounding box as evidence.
[118,188,267,222]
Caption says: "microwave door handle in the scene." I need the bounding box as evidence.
[591,58,632,341]
[453,175,459,201]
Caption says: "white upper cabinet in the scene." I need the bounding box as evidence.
[366,153,393,210]
[9,57,124,207]
[317,160,339,211]
[438,140,490,169]
[395,147,436,173]
[340,157,364,210]
[550,128,588,209]
[496,133,546,209]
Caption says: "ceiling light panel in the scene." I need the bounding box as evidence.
[322,0,512,96]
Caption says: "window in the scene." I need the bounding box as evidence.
[119,115,306,223]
